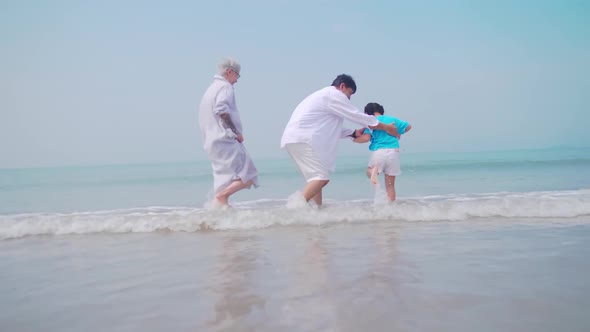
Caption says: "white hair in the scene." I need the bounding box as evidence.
[218,58,241,75]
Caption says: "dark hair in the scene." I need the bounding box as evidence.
[331,74,357,94]
[364,102,385,115]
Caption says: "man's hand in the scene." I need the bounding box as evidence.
[377,123,399,138]
[348,128,366,139]
[354,128,366,138]
[353,133,371,143]
[352,128,371,143]
[369,122,399,138]
[236,135,244,143]
[385,123,400,139]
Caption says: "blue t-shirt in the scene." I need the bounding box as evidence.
[363,115,409,151]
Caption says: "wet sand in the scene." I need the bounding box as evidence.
[1,218,589,332]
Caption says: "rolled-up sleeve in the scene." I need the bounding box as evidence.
[213,85,233,115]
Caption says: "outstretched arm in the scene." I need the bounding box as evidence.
[369,122,399,138]
[329,93,398,138]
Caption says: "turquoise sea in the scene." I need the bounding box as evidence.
[1,147,589,331]
[1,147,589,237]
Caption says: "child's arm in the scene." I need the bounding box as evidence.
[404,124,412,134]
[353,132,371,143]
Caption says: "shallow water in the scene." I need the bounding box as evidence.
[2,147,589,331]
[1,218,589,332]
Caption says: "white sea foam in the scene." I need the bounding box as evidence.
[1,189,589,240]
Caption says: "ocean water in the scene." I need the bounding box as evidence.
[1,147,590,331]
[1,147,589,237]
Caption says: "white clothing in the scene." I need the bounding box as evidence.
[280,86,379,172]
[368,148,401,176]
[284,143,330,182]
[198,74,258,193]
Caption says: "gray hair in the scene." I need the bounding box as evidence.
[218,58,241,75]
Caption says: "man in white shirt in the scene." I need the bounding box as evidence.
[199,58,259,207]
[281,74,398,207]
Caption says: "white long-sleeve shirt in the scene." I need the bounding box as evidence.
[280,86,379,172]
[199,74,258,193]
[199,74,243,148]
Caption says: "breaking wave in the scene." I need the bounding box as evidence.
[1,189,589,240]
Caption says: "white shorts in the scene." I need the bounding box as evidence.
[368,148,401,176]
[284,143,330,182]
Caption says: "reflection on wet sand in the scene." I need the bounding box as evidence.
[333,222,404,331]
[370,223,400,286]
[207,233,264,331]
[203,225,406,331]
[3,220,584,331]
[280,229,337,331]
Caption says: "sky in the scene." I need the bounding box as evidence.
[1,0,589,168]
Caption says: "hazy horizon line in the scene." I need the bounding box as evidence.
[2,144,588,171]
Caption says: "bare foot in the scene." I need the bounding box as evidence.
[214,194,231,207]
[204,198,230,210]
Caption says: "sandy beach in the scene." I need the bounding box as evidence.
[2,217,589,332]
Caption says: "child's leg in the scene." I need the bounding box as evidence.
[370,165,379,185]
[366,166,379,185]
[367,151,381,185]
[384,175,396,201]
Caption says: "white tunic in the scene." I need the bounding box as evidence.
[199,75,259,193]
[281,86,379,172]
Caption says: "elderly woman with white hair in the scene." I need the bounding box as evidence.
[198,58,259,206]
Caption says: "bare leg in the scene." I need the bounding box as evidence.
[384,175,396,202]
[370,166,379,185]
[311,190,323,207]
[215,179,254,206]
[303,180,329,206]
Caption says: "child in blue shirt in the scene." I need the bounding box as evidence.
[353,103,412,202]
